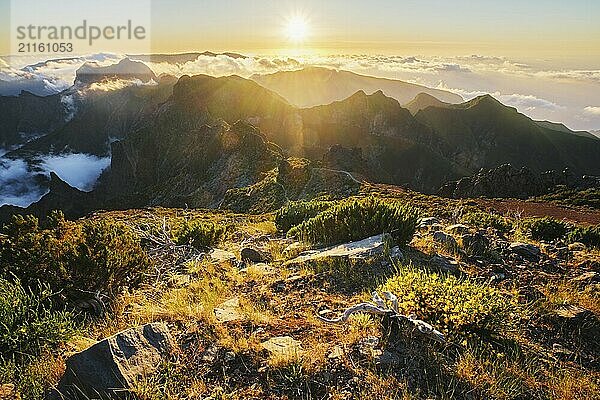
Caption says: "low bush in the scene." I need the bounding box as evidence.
[274,200,333,233]
[567,225,600,248]
[520,217,568,242]
[287,197,419,246]
[0,278,77,359]
[0,212,151,306]
[461,211,512,233]
[173,219,226,249]
[379,266,519,334]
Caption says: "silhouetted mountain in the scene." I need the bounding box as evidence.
[0,91,67,150]
[414,94,600,175]
[4,73,600,218]
[251,67,463,107]
[75,58,157,84]
[8,78,176,158]
[535,120,598,140]
[404,92,451,115]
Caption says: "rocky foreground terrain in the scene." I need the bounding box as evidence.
[1,183,598,399]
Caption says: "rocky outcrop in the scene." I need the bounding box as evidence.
[0,91,67,150]
[439,164,600,199]
[52,323,176,400]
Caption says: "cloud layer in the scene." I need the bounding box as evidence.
[2,52,600,130]
[0,153,111,207]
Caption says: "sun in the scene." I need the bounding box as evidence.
[285,16,309,43]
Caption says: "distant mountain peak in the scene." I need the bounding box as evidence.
[252,67,463,107]
[75,58,157,84]
[404,92,450,115]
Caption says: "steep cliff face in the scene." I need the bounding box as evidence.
[0,91,67,150]
[98,119,285,208]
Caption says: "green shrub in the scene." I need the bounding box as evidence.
[0,278,76,359]
[0,213,151,306]
[520,217,568,241]
[287,197,419,246]
[274,200,333,233]
[462,211,512,233]
[567,225,600,248]
[379,266,519,334]
[173,220,226,249]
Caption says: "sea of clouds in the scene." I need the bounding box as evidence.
[3,52,599,131]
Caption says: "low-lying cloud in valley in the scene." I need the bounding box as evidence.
[0,153,111,207]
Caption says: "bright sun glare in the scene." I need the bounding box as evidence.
[285,16,309,43]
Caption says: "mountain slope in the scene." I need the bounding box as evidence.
[0,91,67,150]
[535,120,598,140]
[252,67,463,107]
[415,94,600,175]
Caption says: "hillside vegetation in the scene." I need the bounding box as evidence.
[1,189,599,399]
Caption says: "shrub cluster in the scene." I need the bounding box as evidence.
[520,217,568,241]
[0,278,76,360]
[379,266,519,334]
[0,212,151,305]
[462,211,513,233]
[173,219,226,249]
[287,197,420,246]
[568,225,600,248]
[274,200,333,233]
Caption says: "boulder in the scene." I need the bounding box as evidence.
[240,247,265,263]
[431,254,459,273]
[446,224,470,235]
[261,336,303,357]
[509,242,541,260]
[52,323,175,400]
[214,298,243,323]
[432,231,458,249]
[286,234,395,265]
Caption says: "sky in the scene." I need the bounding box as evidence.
[0,0,599,63]
[0,0,599,130]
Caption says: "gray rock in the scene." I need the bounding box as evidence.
[446,224,470,235]
[433,231,458,249]
[261,336,302,357]
[53,323,175,399]
[209,248,237,263]
[286,234,391,265]
[509,242,541,260]
[240,247,265,263]
[418,217,440,228]
[214,298,242,323]
[431,254,459,273]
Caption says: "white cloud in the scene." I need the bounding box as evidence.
[0,153,111,207]
[0,158,48,207]
[40,153,111,191]
[498,93,563,112]
[584,106,600,115]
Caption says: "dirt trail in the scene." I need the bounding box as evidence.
[476,199,600,225]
